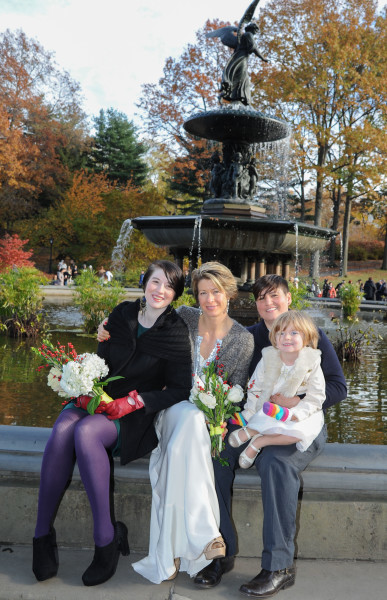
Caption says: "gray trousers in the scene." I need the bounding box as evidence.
[213,424,327,571]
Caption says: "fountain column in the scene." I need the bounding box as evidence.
[241,257,249,283]
[248,259,256,284]
[266,262,274,274]
[283,262,290,280]
[258,259,266,277]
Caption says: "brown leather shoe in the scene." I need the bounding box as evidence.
[239,567,296,597]
[194,556,235,588]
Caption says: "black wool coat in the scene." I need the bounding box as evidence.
[97,299,192,464]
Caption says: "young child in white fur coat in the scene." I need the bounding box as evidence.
[229,311,326,468]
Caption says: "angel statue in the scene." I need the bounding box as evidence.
[206,0,268,106]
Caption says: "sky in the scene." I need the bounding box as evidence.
[0,0,253,124]
[1,0,385,127]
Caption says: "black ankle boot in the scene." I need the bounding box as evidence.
[32,527,59,581]
[82,521,130,586]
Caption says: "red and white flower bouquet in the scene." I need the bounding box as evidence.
[32,339,122,414]
[190,349,244,464]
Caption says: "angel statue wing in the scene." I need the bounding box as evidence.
[205,25,238,49]
[237,0,261,43]
[205,1,261,48]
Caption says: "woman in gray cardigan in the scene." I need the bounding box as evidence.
[131,262,254,583]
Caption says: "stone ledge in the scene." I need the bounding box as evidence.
[39,285,143,301]
[1,425,386,561]
[1,425,386,493]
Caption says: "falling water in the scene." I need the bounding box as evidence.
[294,222,299,276]
[338,232,344,276]
[111,218,133,272]
[188,216,202,269]
[274,135,291,219]
[196,216,202,264]
[255,136,291,218]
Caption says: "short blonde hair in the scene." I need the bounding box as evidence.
[269,311,319,349]
[191,261,238,301]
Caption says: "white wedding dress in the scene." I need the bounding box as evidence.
[132,338,222,583]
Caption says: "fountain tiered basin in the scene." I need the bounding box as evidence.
[184,107,290,144]
[132,214,335,283]
[132,215,332,254]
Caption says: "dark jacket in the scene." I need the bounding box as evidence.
[363,279,376,300]
[246,320,347,411]
[97,300,192,464]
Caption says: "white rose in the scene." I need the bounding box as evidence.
[198,392,217,409]
[223,382,230,393]
[227,384,244,403]
[189,376,206,403]
[47,367,69,398]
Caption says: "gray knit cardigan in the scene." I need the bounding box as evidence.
[177,305,254,388]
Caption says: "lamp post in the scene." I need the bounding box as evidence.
[49,238,53,274]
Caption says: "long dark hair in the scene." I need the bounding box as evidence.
[142,260,184,300]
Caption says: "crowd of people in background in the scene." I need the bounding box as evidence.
[53,260,113,286]
[51,259,387,303]
[305,276,387,301]
[362,277,387,301]
[53,259,78,286]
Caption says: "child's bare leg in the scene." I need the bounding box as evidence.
[245,427,258,439]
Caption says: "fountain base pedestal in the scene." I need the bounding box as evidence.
[202,201,267,219]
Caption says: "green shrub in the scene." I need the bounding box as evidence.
[339,283,362,318]
[172,289,197,309]
[121,267,143,288]
[74,270,126,333]
[288,281,311,310]
[0,267,46,337]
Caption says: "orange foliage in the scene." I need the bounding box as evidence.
[57,170,112,219]
[0,30,88,224]
[0,234,35,271]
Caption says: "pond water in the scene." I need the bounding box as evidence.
[0,303,386,445]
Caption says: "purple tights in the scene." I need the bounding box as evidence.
[34,408,118,547]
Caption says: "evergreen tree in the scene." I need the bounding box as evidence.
[88,108,148,186]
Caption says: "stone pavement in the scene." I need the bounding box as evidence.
[0,546,385,600]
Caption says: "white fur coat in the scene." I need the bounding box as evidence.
[242,346,325,423]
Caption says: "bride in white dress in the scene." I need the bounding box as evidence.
[131,262,254,583]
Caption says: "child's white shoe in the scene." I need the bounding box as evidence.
[239,434,263,469]
[228,426,253,448]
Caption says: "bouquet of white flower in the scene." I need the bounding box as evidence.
[32,339,122,414]
[190,351,244,464]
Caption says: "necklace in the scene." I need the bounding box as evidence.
[193,335,223,378]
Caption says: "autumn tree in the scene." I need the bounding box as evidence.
[254,0,387,275]
[356,188,387,269]
[87,108,148,187]
[21,170,169,266]
[0,29,89,227]
[0,234,35,271]
[20,170,112,261]
[139,22,226,146]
